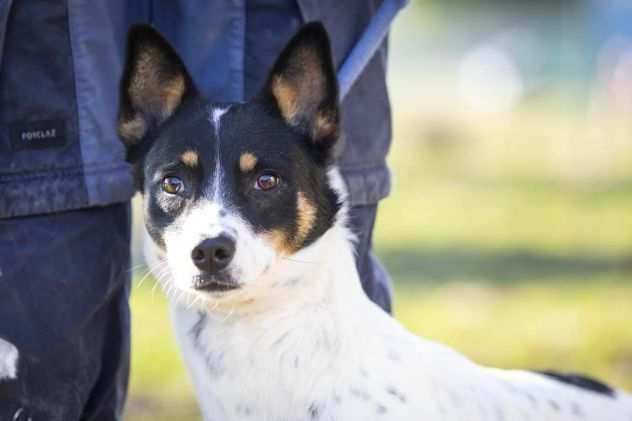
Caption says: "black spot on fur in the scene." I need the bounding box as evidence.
[376,404,387,414]
[350,386,371,401]
[235,404,252,416]
[525,392,537,407]
[202,349,225,377]
[386,386,407,403]
[308,402,322,419]
[570,401,584,417]
[535,370,616,398]
[548,399,560,411]
[189,312,207,345]
[284,278,300,287]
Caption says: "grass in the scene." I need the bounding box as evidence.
[123,97,632,420]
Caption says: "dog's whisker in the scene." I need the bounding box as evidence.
[136,269,155,289]
[137,260,170,290]
[126,262,148,274]
[144,272,165,293]
[150,278,162,297]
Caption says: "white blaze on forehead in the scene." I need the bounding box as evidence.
[0,338,18,380]
[210,106,230,128]
[208,105,231,202]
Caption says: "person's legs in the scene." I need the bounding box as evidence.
[348,204,393,314]
[0,203,131,421]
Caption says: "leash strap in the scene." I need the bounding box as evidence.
[337,0,409,101]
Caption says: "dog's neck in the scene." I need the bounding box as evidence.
[215,222,370,320]
[145,211,373,320]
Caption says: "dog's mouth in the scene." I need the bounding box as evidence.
[192,274,240,293]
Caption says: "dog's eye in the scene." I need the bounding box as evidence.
[255,173,280,191]
[162,176,184,194]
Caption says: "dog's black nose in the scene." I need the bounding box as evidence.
[191,236,235,273]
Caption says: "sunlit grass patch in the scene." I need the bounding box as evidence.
[127,281,200,421]
[394,280,632,391]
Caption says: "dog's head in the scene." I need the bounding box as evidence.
[118,23,345,304]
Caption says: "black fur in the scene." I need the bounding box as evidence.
[535,370,616,398]
[118,24,199,191]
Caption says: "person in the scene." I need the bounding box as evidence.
[0,1,394,419]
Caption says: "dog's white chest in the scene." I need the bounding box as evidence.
[171,303,497,421]
[170,302,435,421]
[150,227,632,421]
[171,302,632,421]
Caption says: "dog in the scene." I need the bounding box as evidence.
[118,23,632,420]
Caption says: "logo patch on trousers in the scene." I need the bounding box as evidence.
[9,120,67,150]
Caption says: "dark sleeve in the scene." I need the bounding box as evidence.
[0,0,135,218]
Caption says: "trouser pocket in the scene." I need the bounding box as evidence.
[0,0,81,172]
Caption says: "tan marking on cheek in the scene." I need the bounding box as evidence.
[239,152,258,172]
[295,192,317,245]
[265,229,294,256]
[181,150,199,168]
[118,113,147,143]
[271,76,298,123]
[264,193,316,255]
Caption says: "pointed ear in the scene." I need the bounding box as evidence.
[118,24,196,150]
[262,23,341,158]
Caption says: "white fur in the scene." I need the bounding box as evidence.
[0,338,18,380]
[208,105,230,202]
[145,168,632,420]
[162,201,277,295]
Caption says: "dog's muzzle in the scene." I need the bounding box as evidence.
[190,235,238,291]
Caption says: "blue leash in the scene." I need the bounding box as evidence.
[337,0,410,101]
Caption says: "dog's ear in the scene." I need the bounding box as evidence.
[118,24,196,156]
[261,22,341,160]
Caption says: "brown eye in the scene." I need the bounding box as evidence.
[162,176,183,194]
[255,173,280,191]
